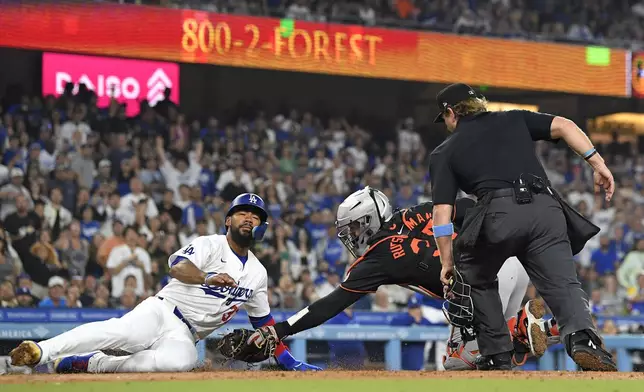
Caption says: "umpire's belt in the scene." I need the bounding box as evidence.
[156,296,199,341]
[488,186,546,200]
[488,188,514,199]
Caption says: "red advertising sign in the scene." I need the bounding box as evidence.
[0,2,629,97]
[42,53,180,116]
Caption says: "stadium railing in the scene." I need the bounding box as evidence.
[1,308,642,371]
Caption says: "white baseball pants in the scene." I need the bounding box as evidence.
[497,256,530,319]
[37,297,198,372]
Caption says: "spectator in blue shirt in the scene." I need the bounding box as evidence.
[181,187,206,231]
[38,276,68,308]
[591,235,619,275]
[314,225,349,272]
[2,135,22,167]
[198,163,217,200]
[389,295,433,370]
[304,210,329,248]
[15,287,35,308]
[395,183,418,209]
[610,225,630,261]
[80,205,101,242]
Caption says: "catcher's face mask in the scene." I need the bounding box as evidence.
[442,269,474,328]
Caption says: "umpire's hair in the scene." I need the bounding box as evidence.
[452,97,489,118]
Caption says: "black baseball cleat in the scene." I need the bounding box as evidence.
[474,351,513,370]
[566,330,617,372]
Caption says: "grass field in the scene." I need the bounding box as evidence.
[2,371,643,392]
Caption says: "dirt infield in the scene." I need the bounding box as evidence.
[3,370,644,384]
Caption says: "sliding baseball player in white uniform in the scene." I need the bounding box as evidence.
[10,193,320,373]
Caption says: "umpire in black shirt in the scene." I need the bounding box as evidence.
[428,83,617,371]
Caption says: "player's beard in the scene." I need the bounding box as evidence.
[230,224,253,248]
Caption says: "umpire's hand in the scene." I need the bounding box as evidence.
[440,264,454,297]
[591,162,615,202]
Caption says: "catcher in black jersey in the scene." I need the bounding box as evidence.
[228,186,557,370]
[336,192,473,299]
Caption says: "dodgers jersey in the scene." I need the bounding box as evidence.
[156,234,270,339]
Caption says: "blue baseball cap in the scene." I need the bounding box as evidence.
[16,287,31,296]
[408,295,422,308]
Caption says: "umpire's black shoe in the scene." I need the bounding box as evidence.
[474,351,513,370]
[566,330,617,372]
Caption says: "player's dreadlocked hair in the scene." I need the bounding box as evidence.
[452,97,489,118]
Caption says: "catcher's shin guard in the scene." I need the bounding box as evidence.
[442,269,474,328]
[443,326,478,371]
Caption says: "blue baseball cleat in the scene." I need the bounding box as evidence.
[54,353,99,373]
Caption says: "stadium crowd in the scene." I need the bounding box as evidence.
[104,0,644,49]
[0,83,642,332]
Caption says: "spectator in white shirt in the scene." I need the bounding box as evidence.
[155,137,203,201]
[315,271,340,299]
[43,187,73,231]
[372,154,395,178]
[346,137,369,173]
[0,164,9,185]
[309,147,333,173]
[359,2,376,25]
[397,117,421,155]
[118,177,159,222]
[59,108,91,150]
[331,155,347,194]
[106,226,152,298]
[567,182,594,211]
[216,165,254,194]
[98,191,127,237]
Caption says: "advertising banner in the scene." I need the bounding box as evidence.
[42,53,180,116]
[0,2,629,97]
[632,52,644,98]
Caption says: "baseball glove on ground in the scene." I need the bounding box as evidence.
[217,328,278,363]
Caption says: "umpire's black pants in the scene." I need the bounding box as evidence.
[458,193,595,356]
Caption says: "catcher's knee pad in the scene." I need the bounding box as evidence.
[443,339,479,371]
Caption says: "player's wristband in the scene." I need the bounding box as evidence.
[582,147,597,161]
[204,272,217,285]
[433,223,454,238]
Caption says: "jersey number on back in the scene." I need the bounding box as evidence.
[183,245,195,256]
[421,220,434,236]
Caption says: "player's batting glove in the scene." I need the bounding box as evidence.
[276,350,322,371]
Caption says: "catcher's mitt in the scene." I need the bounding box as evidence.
[217,328,278,363]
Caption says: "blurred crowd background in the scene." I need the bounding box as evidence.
[106,0,644,49]
[1,0,644,342]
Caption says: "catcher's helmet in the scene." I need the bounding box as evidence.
[226,193,269,241]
